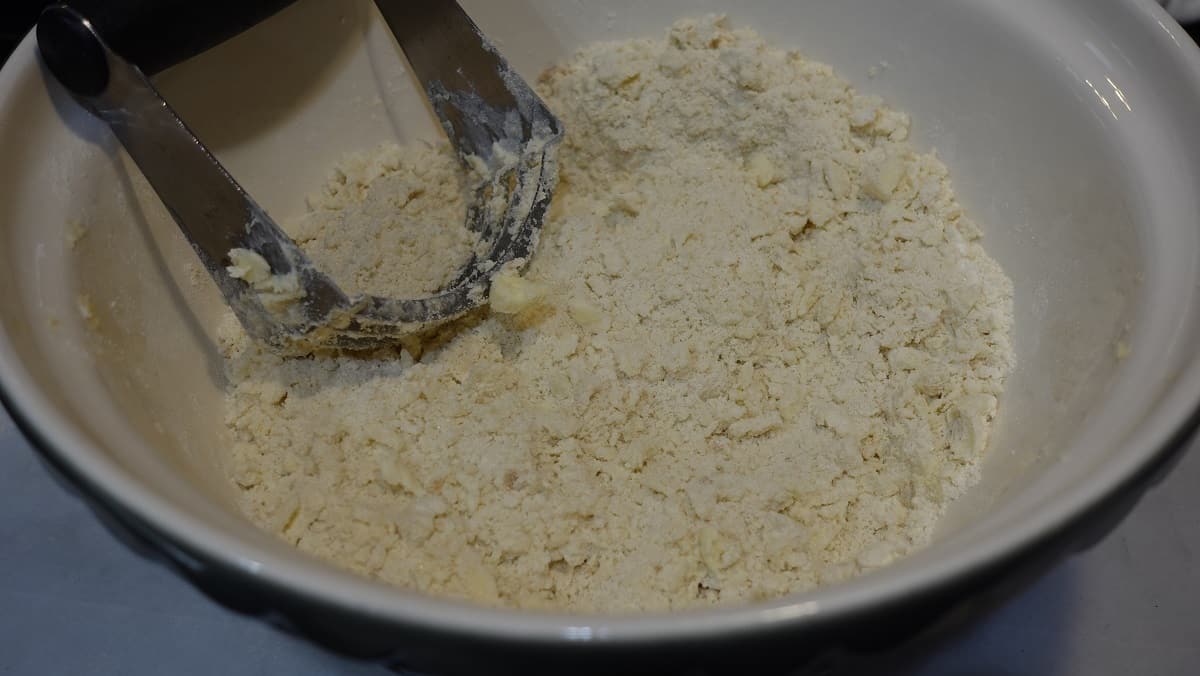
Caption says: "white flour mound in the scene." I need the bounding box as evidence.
[221,16,1015,612]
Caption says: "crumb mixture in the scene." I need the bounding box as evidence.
[222,16,1015,612]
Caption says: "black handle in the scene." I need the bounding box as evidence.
[37,0,298,97]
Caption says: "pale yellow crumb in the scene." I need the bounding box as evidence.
[1116,340,1132,361]
[488,261,548,314]
[566,298,605,330]
[226,248,272,284]
[226,248,305,310]
[76,294,99,330]
[64,220,87,249]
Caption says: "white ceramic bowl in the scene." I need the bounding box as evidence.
[3,0,1200,673]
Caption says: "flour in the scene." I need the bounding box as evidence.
[222,16,1014,613]
[292,142,476,298]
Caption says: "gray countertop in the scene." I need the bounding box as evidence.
[1,405,1197,675]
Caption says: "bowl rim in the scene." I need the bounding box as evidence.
[2,0,1200,647]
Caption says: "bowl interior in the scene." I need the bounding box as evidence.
[3,0,1200,626]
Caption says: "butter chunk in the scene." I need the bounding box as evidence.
[489,262,548,314]
[863,153,907,201]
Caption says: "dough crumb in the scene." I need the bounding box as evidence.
[226,248,305,309]
[1116,340,1132,361]
[64,220,87,249]
[567,298,605,330]
[226,248,272,285]
[76,294,99,330]
[489,261,548,314]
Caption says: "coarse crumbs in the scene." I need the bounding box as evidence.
[221,15,1015,613]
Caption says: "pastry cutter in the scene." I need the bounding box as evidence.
[35,0,562,352]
